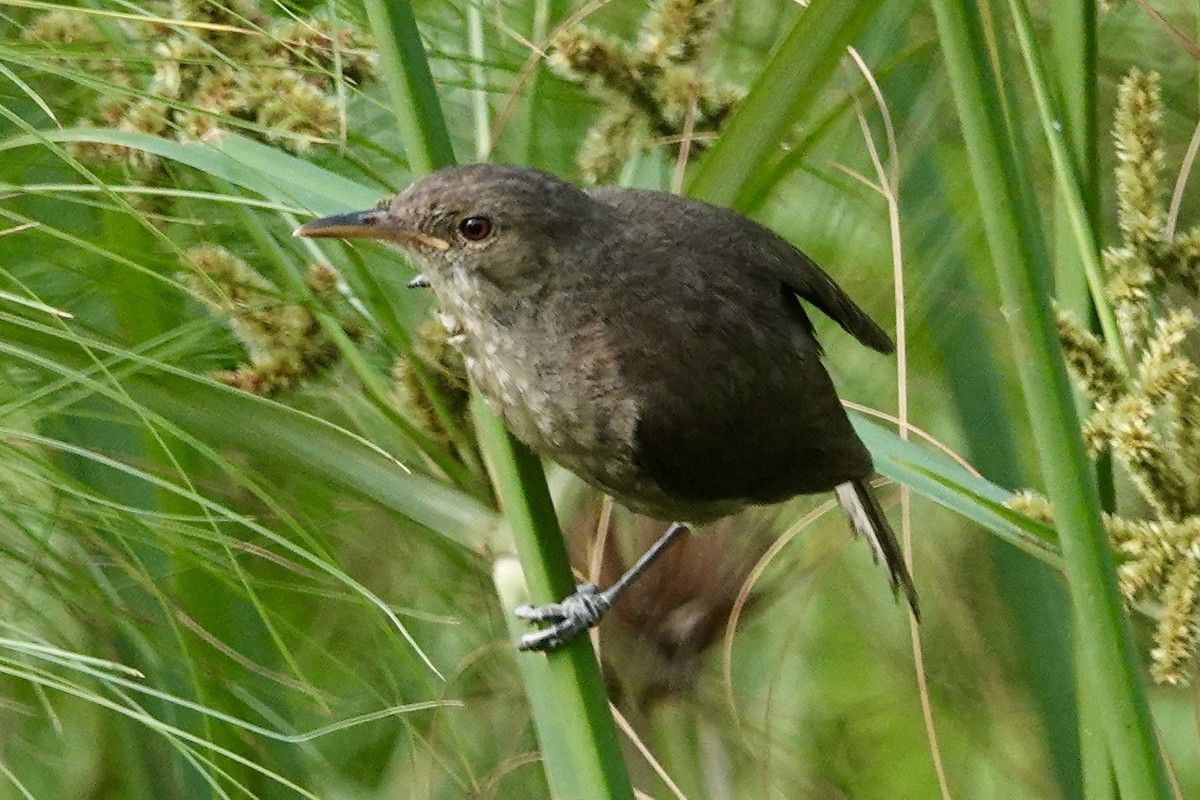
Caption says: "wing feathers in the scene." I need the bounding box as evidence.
[780,250,894,354]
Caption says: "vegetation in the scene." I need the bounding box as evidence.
[1,0,1198,797]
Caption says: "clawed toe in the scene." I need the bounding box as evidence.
[515,583,611,652]
[512,524,690,653]
[514,602,567,624]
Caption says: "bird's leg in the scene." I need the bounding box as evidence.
[514,521,690,652]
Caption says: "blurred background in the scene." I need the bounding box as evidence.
[0,0,1198,797]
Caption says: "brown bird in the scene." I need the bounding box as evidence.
[296,163,918,651]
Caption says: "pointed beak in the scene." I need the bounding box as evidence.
[293,210,450,251]
[294,209,383,239]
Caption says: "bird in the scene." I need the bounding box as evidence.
[295,163,918,651]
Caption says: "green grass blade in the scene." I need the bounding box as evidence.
[927,2,1170,796]
[1,128,378,212]
[1007,0,1126,374]
[361,0,456,173]
[474,398,634,800]
[1050,7,1100,798]
[686,0,884,208]
[852,416,1062,570]
[1050,0,1098,323]
[361,2,634,795]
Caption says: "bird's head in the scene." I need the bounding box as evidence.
[294,164,603,295]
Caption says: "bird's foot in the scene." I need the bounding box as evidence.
[514,582,612,652]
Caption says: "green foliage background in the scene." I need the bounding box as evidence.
[0,0,1198,798]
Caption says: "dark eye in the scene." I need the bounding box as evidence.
[459,216,493,241]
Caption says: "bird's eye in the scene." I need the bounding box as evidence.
[459,216,493,241]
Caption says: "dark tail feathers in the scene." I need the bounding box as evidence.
[834,479,920,620]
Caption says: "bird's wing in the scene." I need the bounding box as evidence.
[771,246,894,355]
[588,186,894,354]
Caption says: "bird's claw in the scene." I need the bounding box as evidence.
[515,583,612,652]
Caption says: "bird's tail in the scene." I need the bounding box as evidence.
[834,479,920,620]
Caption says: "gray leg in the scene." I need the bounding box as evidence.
[515,522,690,652]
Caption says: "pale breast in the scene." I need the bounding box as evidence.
[438,289,635,465]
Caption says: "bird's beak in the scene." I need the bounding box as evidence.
[293,210,450,251]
